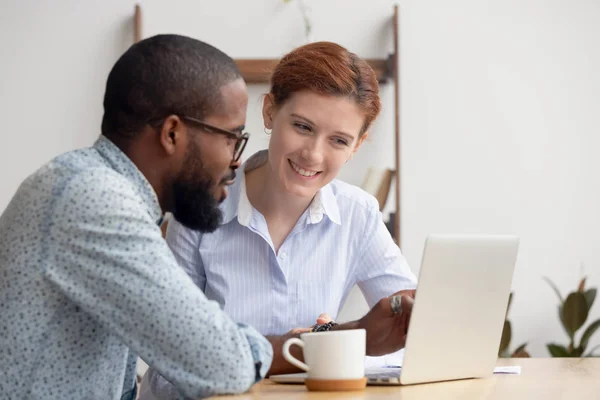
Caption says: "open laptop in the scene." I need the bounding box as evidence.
[270,234,519,386]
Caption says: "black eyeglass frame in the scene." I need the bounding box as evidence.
[148,115,250,162]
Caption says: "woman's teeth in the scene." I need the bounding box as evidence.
[290,160,318,177]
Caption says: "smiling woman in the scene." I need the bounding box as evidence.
[247,41,381,250]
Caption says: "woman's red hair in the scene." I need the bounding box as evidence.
[269,41,381,136]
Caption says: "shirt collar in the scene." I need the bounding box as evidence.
[309,182,341,225]
[94,135,163,225]
[221,150,341,226]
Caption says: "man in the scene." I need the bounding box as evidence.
[0,34,267,400]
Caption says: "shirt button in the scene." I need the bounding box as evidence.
[280,252,287,260]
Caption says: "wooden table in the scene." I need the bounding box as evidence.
[209,358,600,399]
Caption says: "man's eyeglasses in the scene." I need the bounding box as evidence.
[180,115,249,162]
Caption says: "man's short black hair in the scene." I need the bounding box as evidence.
[101,34,241,137]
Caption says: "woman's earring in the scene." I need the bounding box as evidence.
[264,127,272,135]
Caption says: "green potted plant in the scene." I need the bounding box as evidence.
[544,276,600,357]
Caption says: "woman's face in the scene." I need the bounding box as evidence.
[263,90,367,198]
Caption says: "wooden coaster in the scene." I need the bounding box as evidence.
[305,377,368,391]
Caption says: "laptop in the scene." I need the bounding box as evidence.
[270,234,519,386]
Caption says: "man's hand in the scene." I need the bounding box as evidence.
[331,289,415,356]
[357,291,414,356]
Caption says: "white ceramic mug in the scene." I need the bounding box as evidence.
[282,329,366,380]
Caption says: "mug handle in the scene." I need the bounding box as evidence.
[282,337,310,371]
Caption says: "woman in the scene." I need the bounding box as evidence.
[140,41,416,399]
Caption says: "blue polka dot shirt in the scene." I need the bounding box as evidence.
[0,135,272,400]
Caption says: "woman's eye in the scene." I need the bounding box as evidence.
[334,138,349,146]
[294,122,311,132]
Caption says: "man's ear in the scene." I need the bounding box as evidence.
[159,115,185,155]
[262,94,276,129]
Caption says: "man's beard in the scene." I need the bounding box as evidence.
[171,143,224,232]
[172,177,222,232]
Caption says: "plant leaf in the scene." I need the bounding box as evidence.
[544,277,564,304]
[579,277,586,292]
[511,343,531,358]
[547,343,570,357]
[558,305,570,338]
[498,320,511,356]
[513,343,528,353]
[562,292,589,337]
[580,318,600,351]
[584,289,597,311]
[572,346,585,357]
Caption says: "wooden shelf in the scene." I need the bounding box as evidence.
[235,55,395,84]
[233,59,280,84]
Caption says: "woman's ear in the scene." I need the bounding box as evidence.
[262,94,276,129]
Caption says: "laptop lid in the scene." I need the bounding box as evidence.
[400,234,519,385]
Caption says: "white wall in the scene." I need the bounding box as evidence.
[398,0,600,357]
[0,0,139,211]
[1,0,599,357]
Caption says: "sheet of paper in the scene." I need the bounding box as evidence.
[493,366,521,375]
